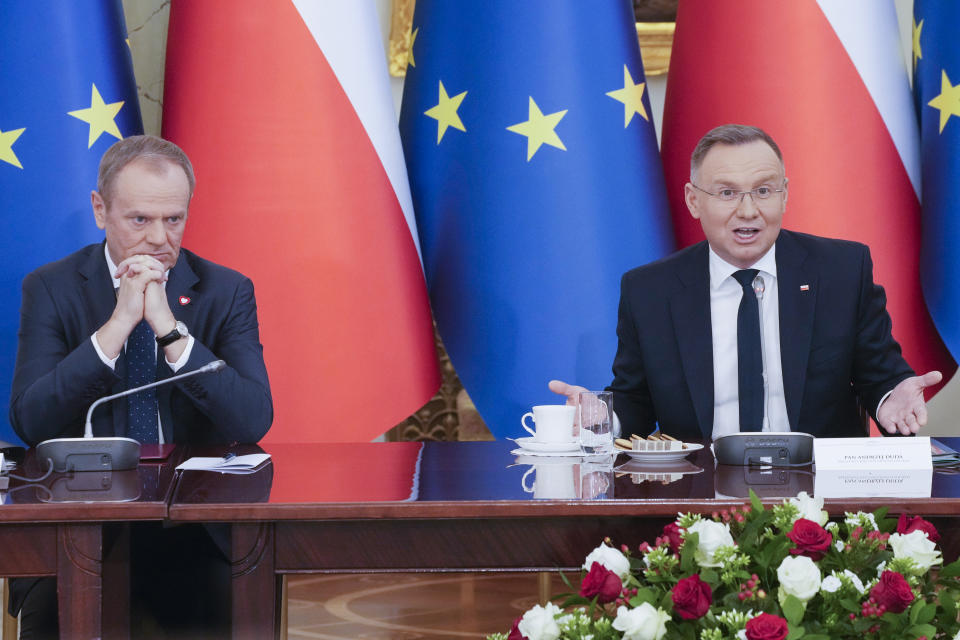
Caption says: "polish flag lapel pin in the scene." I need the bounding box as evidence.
[800,285,810,292]
[179,295,191,306]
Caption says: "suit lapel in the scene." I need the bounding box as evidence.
[156,252,200,442]
[669,244,714,438]
[776,231,817,430]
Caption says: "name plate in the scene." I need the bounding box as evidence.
[814,436,931,471]
[813,437,932,498]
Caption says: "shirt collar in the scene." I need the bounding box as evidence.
[708,243,777,292]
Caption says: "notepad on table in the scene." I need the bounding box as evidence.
[176,453,271,474]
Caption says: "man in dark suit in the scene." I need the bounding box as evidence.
[8,135,272,638]
[552,124,940,441]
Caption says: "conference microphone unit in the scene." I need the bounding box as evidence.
[37,359,227,472]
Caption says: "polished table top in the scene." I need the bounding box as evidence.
[167,438,960,520]
[0,447,182,521]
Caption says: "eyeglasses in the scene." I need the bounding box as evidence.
[692,183,786,206]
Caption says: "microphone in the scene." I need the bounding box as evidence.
[36,360,227,472]
[752,275,768,430]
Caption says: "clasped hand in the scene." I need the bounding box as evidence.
[96,255,176,359]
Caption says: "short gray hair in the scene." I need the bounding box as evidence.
[690,124,783,181]
[97,135,195,206]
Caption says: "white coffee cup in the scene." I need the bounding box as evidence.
[521,405,575,442]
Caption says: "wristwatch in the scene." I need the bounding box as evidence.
[156,320,188,348]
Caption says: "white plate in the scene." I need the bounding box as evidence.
[510,437,580,453]
[615,442,704,463]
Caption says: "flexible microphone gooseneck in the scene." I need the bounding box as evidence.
[37,359,226,472]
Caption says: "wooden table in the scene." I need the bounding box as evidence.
[168,439,960,640]
[1,450,180,640]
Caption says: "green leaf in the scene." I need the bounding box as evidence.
[680,532,699,574]
[699,569,718,584]
[786,624,805,640]
[906,623,937,639]
[908,598,922,624]
[838,598,860,613]
[750,488,764,514]
[940,558,960,579]
[632,587,659,606]
[782,594,805,626]
[915,602,937,625]
[803,636,831,640]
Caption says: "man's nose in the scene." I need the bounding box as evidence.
[145,220,166,244]
[735,192,760,217]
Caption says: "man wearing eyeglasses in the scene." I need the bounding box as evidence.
[552,123,940,440]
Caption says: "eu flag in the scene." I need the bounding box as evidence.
[399,1,673,439]
[0,1,142,444]
[914,2,960,361]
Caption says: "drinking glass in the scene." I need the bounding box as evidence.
[578,391,613,455]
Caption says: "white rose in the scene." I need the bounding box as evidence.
[889,530,943,573]
[842,570,865,594]
[820,575,841,593]
[789,492,828,526]
[517,602,562,640]
[686,520,735,568]
[582,543,631,580]
[612,603,669,640]
[777,555,821,603]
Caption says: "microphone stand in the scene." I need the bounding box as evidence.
[36,360,226,472]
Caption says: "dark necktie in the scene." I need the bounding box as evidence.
[126,319,159,443]
[732,269,763,431]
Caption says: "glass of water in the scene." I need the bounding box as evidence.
[578,391,613,455]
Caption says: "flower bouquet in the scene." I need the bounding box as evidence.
[488,491,960,640]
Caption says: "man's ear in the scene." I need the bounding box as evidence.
[782,177,789,205]
[91,191,106,230]
[684,182,701,219]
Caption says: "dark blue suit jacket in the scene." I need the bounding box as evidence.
[609,230,914,440]
[9,242,273,446]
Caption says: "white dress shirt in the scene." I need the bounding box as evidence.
[709,245,790,439]
[90,244,195,442]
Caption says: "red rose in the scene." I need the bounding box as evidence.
[579,561,622,604]
[870,570,915,613]
[896,513,940,542]
[744,613,789,640]
[662,522,685,554]
[507,616,527,640]
[671,574,712,619]
[786,518,833,561]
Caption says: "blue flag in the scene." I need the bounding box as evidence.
[914,2,960,361]
[0,1,142,444]
[399,1,673,439]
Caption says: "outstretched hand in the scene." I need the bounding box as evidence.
[876,370,942,435]
[548,379,588,406]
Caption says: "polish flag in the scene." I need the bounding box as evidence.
[661,0,955,392]
[162,2,440,442]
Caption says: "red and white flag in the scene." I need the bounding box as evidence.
[162,1,440,442]
[662,0,955,393]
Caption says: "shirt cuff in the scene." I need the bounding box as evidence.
[91,333,120,370]
[876,390,894,418]
[166,335,195,373]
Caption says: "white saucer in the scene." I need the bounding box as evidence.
[511,437,580,453]
[615,442,704,463]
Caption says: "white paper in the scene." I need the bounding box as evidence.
[814,468,932,498]
[176,454,271,474]
[813,436,931,471]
